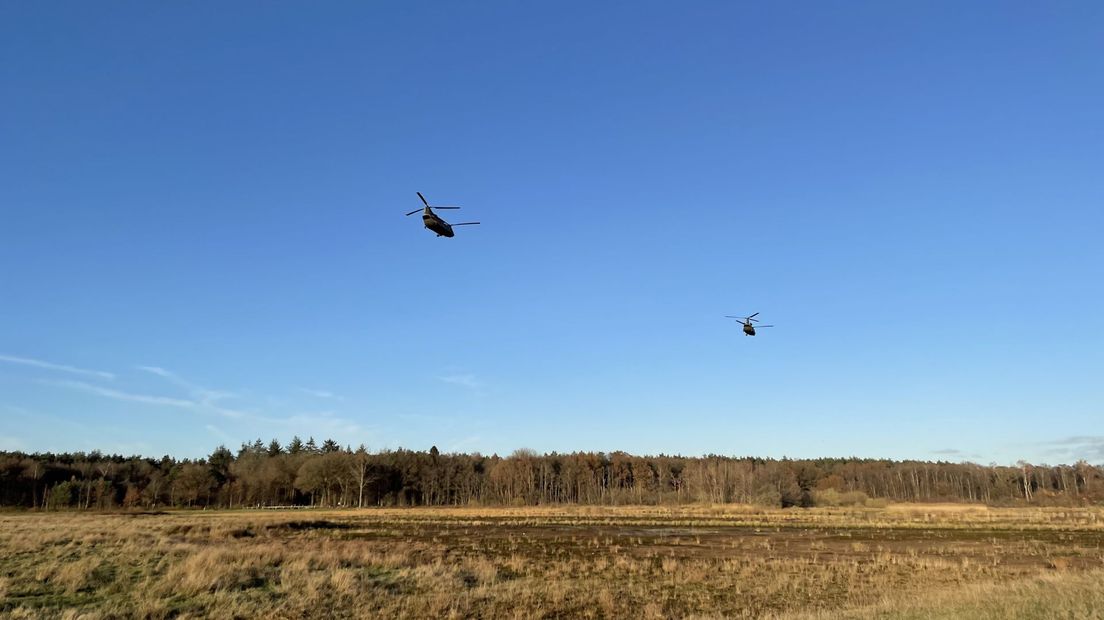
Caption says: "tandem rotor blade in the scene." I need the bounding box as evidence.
[405,208,422,216]
[452,222,480,226]
[432,206,461,210]
[755,325,774,328]
[417,192,430,207]
[748,312,759,319]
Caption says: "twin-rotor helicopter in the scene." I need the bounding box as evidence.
[405,192,479,238]
[725,313,774,336]
[407,191,775,338]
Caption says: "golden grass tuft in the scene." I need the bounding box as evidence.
[53,555,114,594]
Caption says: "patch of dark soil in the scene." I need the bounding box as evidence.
[276,520,353,532]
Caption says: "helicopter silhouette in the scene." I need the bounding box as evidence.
[726,313,774,336]
[405,192,480,237]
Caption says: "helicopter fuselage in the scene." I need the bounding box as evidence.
[422,210,455,237]
[743,323,756,336]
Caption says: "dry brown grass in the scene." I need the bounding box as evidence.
[0,505,1102,618]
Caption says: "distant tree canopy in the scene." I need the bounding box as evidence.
[1,442,1101,510]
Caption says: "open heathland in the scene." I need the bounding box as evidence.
[2,504,1103,618]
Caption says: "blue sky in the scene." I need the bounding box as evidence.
[2,2,1102,464]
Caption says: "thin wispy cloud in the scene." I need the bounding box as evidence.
[44,379,245,419]
[5,405,34,417]
[0,354,115,380]
[137,366,248,418]
[1042,435,1104,446]
[398,413,450,424]
[439,374,482,390]
[36,363,373,446]
[205,424,234,444]
[138,365,238,403]
[47,380,196,408]
[0,435,28,451]
[281,411,365,437]
[297,387,344,401]
[447,435,483,453]
[5,404,93,431]
[1037,436,1104,463]
[930,448,982,462]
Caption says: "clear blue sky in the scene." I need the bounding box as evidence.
[2,2,1102,464]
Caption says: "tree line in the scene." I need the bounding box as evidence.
[1,438,1101,510]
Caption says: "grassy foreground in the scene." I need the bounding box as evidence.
[1,504,1102,619]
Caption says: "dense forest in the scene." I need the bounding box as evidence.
[2,439,1102,510]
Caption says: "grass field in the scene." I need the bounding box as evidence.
[1,504,1103,618]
